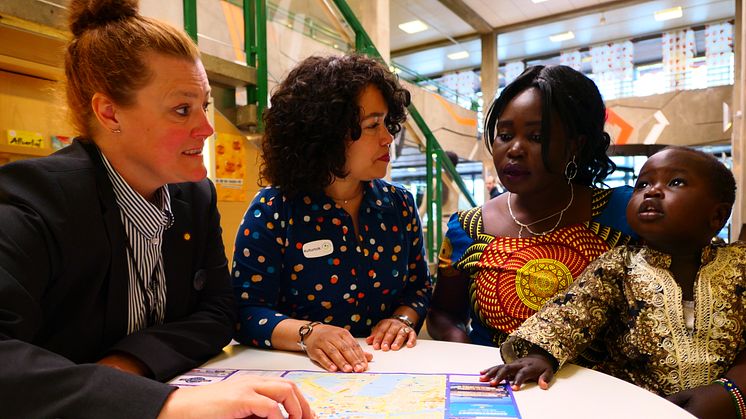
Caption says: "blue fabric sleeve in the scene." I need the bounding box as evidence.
[594,186,638,240]
[443,211,473,270]
[231,188,289,348]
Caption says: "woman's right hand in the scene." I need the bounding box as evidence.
[479,354,554,391]
[158,376,315,419]
[303,324,373,373]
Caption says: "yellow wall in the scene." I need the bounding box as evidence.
[213,110,263,265]
[0,70,72,164]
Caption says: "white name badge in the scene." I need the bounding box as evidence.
[302,239,334,258]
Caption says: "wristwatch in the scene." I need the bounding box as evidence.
[297,321,321,352]
[391,314,415,329]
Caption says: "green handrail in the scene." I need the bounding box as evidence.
[329,0,476,262]
[243,0,268,131]
[244,0,257,106]
[183,0,198,43]
[253,0,268,131]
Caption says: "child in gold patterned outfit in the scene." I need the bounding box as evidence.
[481,146,746,418]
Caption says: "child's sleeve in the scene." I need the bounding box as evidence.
[501,247,627,369]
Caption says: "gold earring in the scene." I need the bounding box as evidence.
[111,127,122,134]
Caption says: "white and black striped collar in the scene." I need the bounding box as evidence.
[98,151,174,236]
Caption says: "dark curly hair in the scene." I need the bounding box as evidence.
[261,54,411,197]
[484,65,615,186]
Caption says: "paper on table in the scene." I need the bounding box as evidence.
[171,368,521,418]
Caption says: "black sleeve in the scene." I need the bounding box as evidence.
[107,179,236,381]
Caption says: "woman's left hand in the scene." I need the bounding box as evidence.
[666,384,735,419]
[365,318,417,351]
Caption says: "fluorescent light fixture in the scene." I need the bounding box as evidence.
[531,0,548,3]
[549,31,575,42]
[398,20,428,34]
[654,6,683,21]
[447,51,470,60]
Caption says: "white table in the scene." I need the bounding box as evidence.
[201,338,694,419]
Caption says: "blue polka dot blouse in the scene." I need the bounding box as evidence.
[232,179,432,348]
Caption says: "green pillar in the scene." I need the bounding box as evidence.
[183,0,198,43]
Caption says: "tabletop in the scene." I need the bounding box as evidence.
[198,338,694,419]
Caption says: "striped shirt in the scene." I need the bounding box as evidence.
[100,152,174,334]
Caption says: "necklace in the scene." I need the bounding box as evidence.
[329,188,363,205]
[507,183,574,239]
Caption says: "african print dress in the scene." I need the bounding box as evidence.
[439,187,636,355]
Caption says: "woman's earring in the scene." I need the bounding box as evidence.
[564,155,578,183]
[111,127,122,134]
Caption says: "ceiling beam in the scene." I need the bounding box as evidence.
[493,0,652,34]
[391,33,479,57]
[437,0,492,34]
[392,0,652,58]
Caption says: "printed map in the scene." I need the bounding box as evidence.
[172,369,520,419]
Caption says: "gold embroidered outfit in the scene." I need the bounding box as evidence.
[502,243,746,396]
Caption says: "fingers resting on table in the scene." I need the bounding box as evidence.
[365,318,417,351]
[304,324,373,373]
[479,354,555,391]
[158,375,315,419]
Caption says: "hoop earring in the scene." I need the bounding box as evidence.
[564,156,578,183]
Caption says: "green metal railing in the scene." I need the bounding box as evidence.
[331,0,477,262]
[183,0,478,262]
[392,62,480,112]
[184,0,267,131]
[243,0,268,131]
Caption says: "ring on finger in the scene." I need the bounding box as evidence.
[400,327,411,334]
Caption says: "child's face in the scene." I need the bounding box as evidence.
[626,148,727,253]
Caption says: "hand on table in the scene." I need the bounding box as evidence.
[158,376,315,419]
[479,354,554,391]
[365,318,417,351]
[304,324,373,373]
[666,384,735,419]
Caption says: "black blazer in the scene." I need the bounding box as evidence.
[0,140,235,418]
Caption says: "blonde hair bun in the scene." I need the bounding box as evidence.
[68,0,139,37]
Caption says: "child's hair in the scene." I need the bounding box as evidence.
[661,146,736,208]
[483,65,615,186]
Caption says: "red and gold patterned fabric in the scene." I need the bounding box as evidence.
[439,187,636,353]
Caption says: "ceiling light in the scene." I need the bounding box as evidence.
[654,6,683,21]
[549,31,575,42]
[447,51,470,60]
[398,20,428,34]
[531,0,548,3]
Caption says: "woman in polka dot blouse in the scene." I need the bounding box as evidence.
[232,54,432,373]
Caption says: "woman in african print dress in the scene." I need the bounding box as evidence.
[427,66,637,362]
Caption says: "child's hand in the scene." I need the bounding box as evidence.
[666,384,734,419]
[479,354,554,391]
